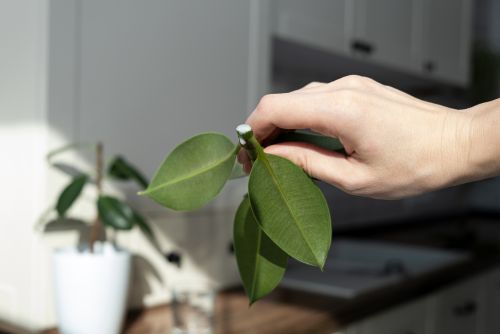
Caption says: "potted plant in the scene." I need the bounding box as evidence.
[43,142,155,334]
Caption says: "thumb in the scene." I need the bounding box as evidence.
[264,142,358,191]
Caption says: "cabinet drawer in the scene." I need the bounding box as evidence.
[358,299,427,334]
[429,278,481,334]
[478,268,500,334]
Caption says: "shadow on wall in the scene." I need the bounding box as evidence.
[145,202,240,288]
[128,255,164,308]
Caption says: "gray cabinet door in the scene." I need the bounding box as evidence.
[421,0,473,86]
[479,268,500,334]
[274,0,349,54]
[430,278,481,334]
[359,299,427,334]
[351,0,417,72]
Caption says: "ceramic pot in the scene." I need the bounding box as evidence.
[53,242,131,334]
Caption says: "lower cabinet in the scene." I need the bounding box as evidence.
[478,268,500,334]
[334,267,500,334]
[357,299,428,334]
[427,278,481,334]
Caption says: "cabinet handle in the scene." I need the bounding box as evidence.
[351,40,374,55]
[453,300,477,317]
[423,61,435,73]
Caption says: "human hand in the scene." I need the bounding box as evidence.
[238,75,476,199]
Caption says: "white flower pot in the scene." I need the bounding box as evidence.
[53,242,131,334]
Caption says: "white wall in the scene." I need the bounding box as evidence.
[0,0,51,330]
[0,0,271,330]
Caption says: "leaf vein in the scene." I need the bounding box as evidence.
[143,148,236,194]
[259,155,320,266]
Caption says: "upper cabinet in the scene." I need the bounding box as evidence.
[351,0,417,72]
[421,0,473,86]
[273,0,349,54]
[272,0,472,86]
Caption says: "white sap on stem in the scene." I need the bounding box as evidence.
[236,124,252,145]
[236,124,259,161]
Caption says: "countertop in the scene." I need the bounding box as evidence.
[119,257,498,334]
[39,217,500,334]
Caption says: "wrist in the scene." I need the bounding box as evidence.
[465,100,500,182]
[428,107,473,189]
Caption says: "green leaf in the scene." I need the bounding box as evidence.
[275,130,345,153]
[136,215,164,255]
[140,133,238,211]
[234,196,287,304]
[248,154,332,268]
[134,211,154,238]
[56,174,88,217]
[97,196,139,230]
[108,155,149,188]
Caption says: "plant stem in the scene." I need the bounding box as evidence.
[236,124,264,162]
[89,142,103,253]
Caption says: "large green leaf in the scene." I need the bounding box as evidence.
[140,133,238,211]
[108,155,149,188]
[248,154,331,268]
[234,196,287,304]
[56,174,88,217]
[97,196,139,230]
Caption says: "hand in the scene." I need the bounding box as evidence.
[239,75,476,199]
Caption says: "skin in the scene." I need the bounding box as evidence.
[238,75,500,199]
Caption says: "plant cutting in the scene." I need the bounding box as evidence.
[44,142,155,334]
[140,125,344,303]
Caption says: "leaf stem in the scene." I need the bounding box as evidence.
[236,124,264,162]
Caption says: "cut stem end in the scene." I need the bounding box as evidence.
[236,124,262,162]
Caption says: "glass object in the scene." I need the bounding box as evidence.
[171,280,215,334]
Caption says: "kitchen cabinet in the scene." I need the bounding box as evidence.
[350,0,417,72]
[427,278,481,334]
[357,299,427,334]
[478,268,500,334]
[333,267,500,334]
[272,0,472,86]
[421,0,472,86]
[273,0,349,55]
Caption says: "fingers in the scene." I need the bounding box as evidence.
[264,142,362,192]
[297,81,327,91]
[245,76,382,143]
[246,90,353,143]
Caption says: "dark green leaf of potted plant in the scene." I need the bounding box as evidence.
[97,195,138,230]
[108,155,149,188]
[56,174,88,217]
[234,195,287,304]
[140,132,238,211]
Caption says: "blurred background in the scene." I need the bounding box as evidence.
[1,0,500,333]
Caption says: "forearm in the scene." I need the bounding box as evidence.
[467,99,500,181]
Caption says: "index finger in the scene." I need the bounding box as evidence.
[245,90,348,144]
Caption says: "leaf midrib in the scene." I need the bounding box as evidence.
[144,147,236,194]
[258,155,321,266]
